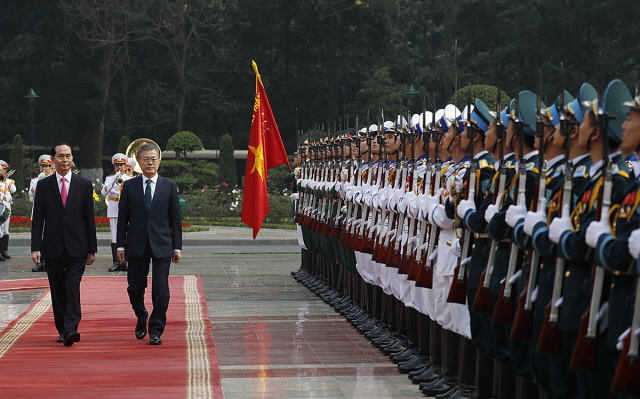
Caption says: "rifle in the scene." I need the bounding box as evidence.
[409,102,432,281]
[570,82,612,371]
[372,138,392,263]
[345,122,368,249]
[536,64,570,354]
[417,96,441,288]
[611,277,640,394]
[385,115,409,268]
[473,86,505,313]
[374,132,402,264]
[448,85,474,304]
[399,119,419,275]
[494,75,526,325]
[361,112,386,254]
[511,70,544,341]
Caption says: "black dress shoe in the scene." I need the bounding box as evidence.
[56,335,64,343]
[398,354,429,373]
[411,362,443,384]
[149,333,162,345]
[421,374,458,396]
[32,263,46,272]
[119,263,128,272]
[135,318,147,339]
[108,262,121,272]
[63,332,80,347]
[437,384,475,399]
[391,347,418,363]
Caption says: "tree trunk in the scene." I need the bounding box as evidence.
[79,44,116,179]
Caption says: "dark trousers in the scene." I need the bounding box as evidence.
[127,240,171,336]
[45,249,86,335]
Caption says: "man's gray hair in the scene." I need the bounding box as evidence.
[137,144,160,160]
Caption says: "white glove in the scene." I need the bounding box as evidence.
[523,198,547,236]
[457,192,476,220]
[290,193,299,202]
[408,193,425,218]
[585,208,610,249]
[628,229,640,260]
[424,188,442,210]
[451,238,462,258]
[399,191,416,215]
[484,203,499,224]
[363,189,373,207]
[378,187,391,210]
[505,193,528,228]
[428,246,438,263]
[353,190,364,205]
[549,204,571,244]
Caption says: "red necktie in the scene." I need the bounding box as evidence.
[61,177,68,207]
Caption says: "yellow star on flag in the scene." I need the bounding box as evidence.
[248,141,265,181]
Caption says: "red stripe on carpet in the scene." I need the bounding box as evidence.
[0,276,222,399]
[0,277,49,291]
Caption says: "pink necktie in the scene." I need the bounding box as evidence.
[61,177,68,207]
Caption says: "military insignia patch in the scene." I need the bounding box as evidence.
[552,164,565,178]
[573,165,587,178]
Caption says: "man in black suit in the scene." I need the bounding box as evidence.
[31,143,97,347]
[117,144,182,345]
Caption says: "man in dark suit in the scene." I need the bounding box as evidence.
[31,143,97,347]
[117,144,182,345]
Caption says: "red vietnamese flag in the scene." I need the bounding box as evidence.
[241,61,290,238]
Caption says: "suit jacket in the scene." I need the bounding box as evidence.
[117,175,182,258]
[31,173,98,258]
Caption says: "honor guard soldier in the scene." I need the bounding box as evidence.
[0,160,16,262]
[101,153,131,272]
[30,154,55,272]
[125,157,136,177]
[549,80,632,398]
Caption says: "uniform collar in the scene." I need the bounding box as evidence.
[546,154,565,169]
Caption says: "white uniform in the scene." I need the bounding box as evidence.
[0,179,16,237]
[101,172,131,242]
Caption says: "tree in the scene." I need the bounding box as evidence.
[166,131,203,160]
[144,0,230,132]
[449,85,511,114]
[57,0,149,178]
[8,135,26,191]
[117,135,130,154]
[217,134,237,188]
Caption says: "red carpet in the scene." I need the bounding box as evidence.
[0,277,49,291]
[0,276,222,398]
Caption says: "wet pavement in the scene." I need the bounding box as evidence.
[0,227,422,398]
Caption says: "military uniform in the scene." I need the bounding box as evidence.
[101,153,131,272]
[30,155,54,272]
[0,160,16,261]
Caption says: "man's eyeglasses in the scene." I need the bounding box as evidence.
[141,157,159,164]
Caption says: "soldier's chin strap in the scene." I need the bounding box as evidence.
[446,131,457,154]
[585,126,598,153]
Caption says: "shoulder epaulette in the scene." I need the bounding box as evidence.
[551,164,565,178]
[478,159,494,169]
[611,163,630,178]
[573,165,588,178]
[525,162,539,174]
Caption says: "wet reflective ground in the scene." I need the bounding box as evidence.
[0,246,423,398]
